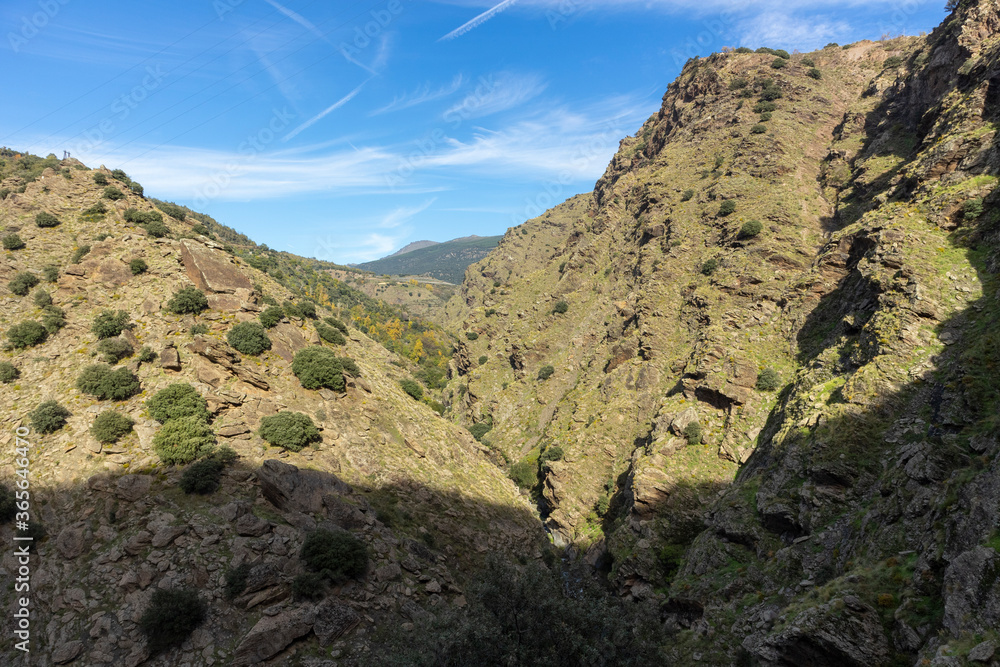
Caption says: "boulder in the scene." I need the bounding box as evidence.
[115,475,151,501]
[231,607,316,667]
[159,345,181,371]
[54,525,88,560]
[51,640,84,664]
[943,547,1000,635]
[235,513,270,537]
[258,460,349,514]
[313,599,360,646]
[243,562,281,594]
[180,239,252,293]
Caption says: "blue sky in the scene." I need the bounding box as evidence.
[3,0,946,263]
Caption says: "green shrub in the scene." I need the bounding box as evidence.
[316,323,345,345]
[701,258,719,276]
[757,367,781,391]
[300,529,368,582]
[771,58,787,69]
[260,294,278,306]
[807,68,822,80]
[754,100,777,113]
[71,245,91,263]
[509,461,537,489]
[324,317,348,333]
[166,286,208,314]
[40,305,66,334]
[292,572,328,601]
[129,258,148,275]
[179,458,224,494]
[773,49,790,59]
[963,197,984,221]
[282,300,302,318]
[0,188,8,200]
[553,300,569,314]
[227,321,271,355]
[478,355,488,365]
[91,411,134,443]
[259,306,283,328]
[29,400,71,434]
[224,563,250,599]
[537,365,555,381]
[124,209,163,225]
[297,300,318,319]
[42,265,59,282]
[153,416,216,464]
[7,321,47,348]
[258,411,321,452]
[191,223,211,236]
[138,346,157,362]
[103,186,124,200]
[147,383,210,423]
[95,234,111,243]
[684,421,703,445]
[139,588,206,656]
[759,112,773,122]
[759,84,783,101]
[76,364,141,401]
[9,271,39,296]
[539,446,564,463]
[130,182,143,196]
[83,202,108,218]
[0,484,15,523]
[143,219,170,238]
[32,288,51,307]
[0,362,19,383]
[111,168,128,181]
[292,346,350,391]
[469,422,492,442]
[97,337,134,364]
[681,189,695,202]
[155,201,187,220]
[92,172,108,185]
[92,309,130,339]
[801,57,815,67]
[739,220,763,238]
[400,379,423,401]
[465,331,479,341]
[884,55,904,68]
[718,200,737,216]
[189,323,209,336]
[2,233,25,250]
[35,212,60,227]
[728,77,748,90]
[735,46,752,53]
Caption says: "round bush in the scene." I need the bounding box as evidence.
[42,265,59,282]
[297,300,317,319]
[400,379,423,401]
[469,423,492,442]
[701,258,719,276]
[757,367,781,391]
[32,288,52,307]
[76,364,141,401]
[292,572,327,602]
[130,258,148,275]
[9,271,39,296]
[92,172,108,185]
[465,331,479,341]
[324,317,348,333]
[92,310,130,339]
[509,461,537,489]
[103,186,124,200]
[179,458,224,494]
[316,323,345,345]
[718,200,737,216]
[553,300,569,314]
[166,287,208,314]
[751,124,768,135]
[139,588,206,656]
[35,212,60,227]
[91,411,134,444]
[292,346,348,391]
[147,383,210,423]
[227,322,271,356]
[259,306,283,328]
[300,529,368,582]
[258,412,321,452]
[143,220,170,238]
[29,400,71,434]
[138,346,157,363]
[7,321,47,349]
[739,220,763,239]
[684,421,703,445]
[478,355,488,365]
[97,337,134,364]
[0,362,19,383]
[41,306,66,334]
[807,68,822,80]
[153,416,216,464]
[537,365,555,381]
[3,233,25,250]
[771,58,787,69]
[71,245,91,264]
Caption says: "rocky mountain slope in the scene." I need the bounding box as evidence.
[357,235,502,284]
[444,1,1000,664]
[0,158,538,665]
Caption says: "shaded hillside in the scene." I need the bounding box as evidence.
[357,235,501,284]
[0,155,540,664]
[444,2,1000,664]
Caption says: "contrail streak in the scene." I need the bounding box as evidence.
[439,0,520,41]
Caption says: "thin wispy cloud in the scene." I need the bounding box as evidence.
[372,76,465,115]
[379,199,438,228]
[283,78,373,142]
[444,72,546,120]
[264,0,379,75]
[439,0,521,41]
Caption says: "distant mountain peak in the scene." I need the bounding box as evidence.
[387,240,439,257]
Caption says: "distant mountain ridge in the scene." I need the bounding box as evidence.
[357,235,501,283]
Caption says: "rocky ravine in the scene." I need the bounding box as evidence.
[0,162,539,665]
[446,1,1000,664]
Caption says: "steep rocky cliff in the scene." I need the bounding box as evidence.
[446,1,1000,663]
[0,159,538,665]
